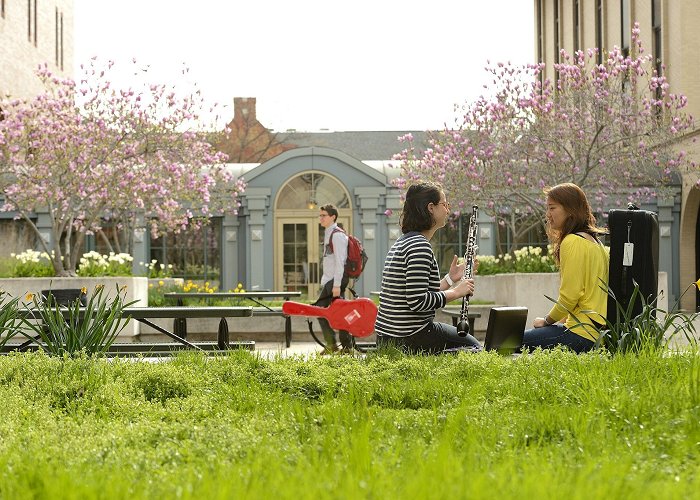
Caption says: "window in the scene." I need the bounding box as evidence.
[536,0,542,64]
[27,0,37,46]
[596,0,603,64]
[652,0,662,75]
[276,173,349,210]
[553,0,560,82]
[55,8,58,65]
[621,0,630,57]
[573,0,580,54]
[60,12,64,70]
[149,218,223,284]
[536,0,543,88]
[431,219,464,274]
[553,0,560,64]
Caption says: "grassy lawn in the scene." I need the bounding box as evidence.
[0,348,698,499]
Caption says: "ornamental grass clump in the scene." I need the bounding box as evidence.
[596,280,699,355]
[0,292,22,349]
[21,284,137,356]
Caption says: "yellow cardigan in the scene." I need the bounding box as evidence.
[548,234,609,340]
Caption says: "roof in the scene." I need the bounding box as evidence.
[276,130,432,161]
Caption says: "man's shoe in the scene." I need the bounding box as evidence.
[319,344,340,355]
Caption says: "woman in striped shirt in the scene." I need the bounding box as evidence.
[375,182,482,353]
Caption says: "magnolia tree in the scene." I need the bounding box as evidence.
[394,24,695,252]
[0,59,245,276]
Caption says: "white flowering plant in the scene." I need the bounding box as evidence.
[139,259,174,279]
[476,245,558,275]
[77,251,134,277]
[8,250,56,277]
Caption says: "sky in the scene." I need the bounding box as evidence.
[73,1,535,132]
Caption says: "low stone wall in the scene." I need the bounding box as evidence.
[0,277,149,336]
[475,272,668,328]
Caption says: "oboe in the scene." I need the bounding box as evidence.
[457,205,478,337]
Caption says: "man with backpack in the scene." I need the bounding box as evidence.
[316,204,353,354]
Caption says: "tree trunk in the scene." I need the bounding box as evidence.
[97,229,114,254]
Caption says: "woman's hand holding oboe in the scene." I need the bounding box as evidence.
[444,277,475,302]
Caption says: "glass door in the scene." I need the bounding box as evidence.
[276,216,349,299]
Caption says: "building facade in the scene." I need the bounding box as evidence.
[0,0,73,100]
[535,0,697,310]
[128,98,500,298]
[0,0,73,257]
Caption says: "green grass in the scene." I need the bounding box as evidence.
[0,349,699,498]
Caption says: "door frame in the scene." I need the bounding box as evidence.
[275,211,350,298]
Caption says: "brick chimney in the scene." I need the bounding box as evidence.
[234,97,257,122]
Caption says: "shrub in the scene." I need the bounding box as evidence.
[147,281,184,307]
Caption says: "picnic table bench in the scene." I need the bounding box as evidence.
[164,291,302,347]
[441,307,482,334]
[8,306,255,354]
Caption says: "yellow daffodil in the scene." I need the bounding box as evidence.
[25,293,34,301]
[695,278,700,290]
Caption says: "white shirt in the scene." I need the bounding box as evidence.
[321,223,348,287]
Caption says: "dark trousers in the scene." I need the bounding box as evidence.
[315,277,352,349]
[522,324,595,354]
[376,320,481,354]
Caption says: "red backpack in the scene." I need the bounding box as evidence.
[330,228,369,279]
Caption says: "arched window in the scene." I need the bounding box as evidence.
[276,172,349,210]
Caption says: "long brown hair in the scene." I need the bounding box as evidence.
[545,183,605,264]
[399,182,442,233]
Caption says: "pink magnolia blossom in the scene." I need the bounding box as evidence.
[0,60,246,276]
[393,23,695,249]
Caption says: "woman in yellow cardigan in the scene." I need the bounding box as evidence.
[522,183,609,353]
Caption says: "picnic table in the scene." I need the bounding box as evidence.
[164,291,302,347]
[11,306,255,353]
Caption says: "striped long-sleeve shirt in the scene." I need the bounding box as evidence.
[375,232,447,337]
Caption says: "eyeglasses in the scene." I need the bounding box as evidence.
[437,201,450,210]
[319,214,329,218]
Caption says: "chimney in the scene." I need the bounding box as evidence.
[234,97,257,122]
